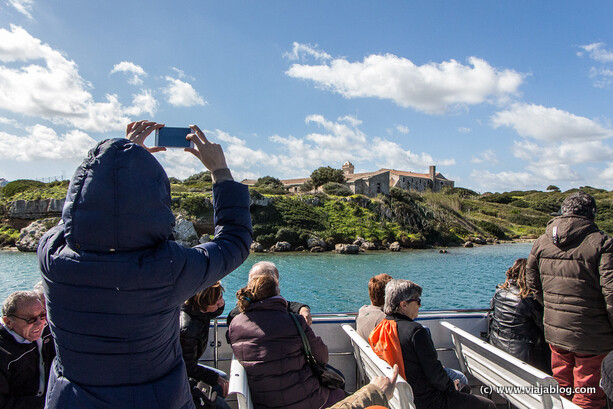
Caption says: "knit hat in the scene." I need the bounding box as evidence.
[560,191,597,220]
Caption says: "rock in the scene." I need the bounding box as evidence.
[199,234,212,244]
[486,238,495,244]
[173,217,199,247]
[301,197,321,206]
[439,249,448,254]
[353,237,365,246]
[307,237,326,249]
[389,242,401,252]
[310,246,325,253]
[472,237,487,245]
[250,195,273,207]
[250,242,264,252]
[9,199,65,219]
[464,241,474,248]
[360,241,377,251]
[270,241,291,252]
[294,246,305,252]
[335,244,360,254]
[16,218,57,252]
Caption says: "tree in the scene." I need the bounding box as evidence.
[254,176,283,189]
[546,185,560,192]
[310,166,345,188]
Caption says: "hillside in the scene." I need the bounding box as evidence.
[1,178,612,249]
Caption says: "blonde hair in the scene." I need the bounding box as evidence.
[236,274,279,313]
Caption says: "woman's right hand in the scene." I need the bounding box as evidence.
[185,125,228,173]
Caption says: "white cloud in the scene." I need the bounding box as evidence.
[602,163,613,179]
[471,149,498,164]
[163,76,206,107]
[8,0,34,19]
[0,125,96,161]
[0,26,158,132]
[396,124,410,134]
[458,127,471,133]
[579,42,613,63]
[284,42,332,62]
[286,50,524,114]
[491,103,613,141]
[588,67,613,88]
[471,170,541,192]
[110,61,147,85]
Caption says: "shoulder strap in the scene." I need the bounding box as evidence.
[290,313,318,368]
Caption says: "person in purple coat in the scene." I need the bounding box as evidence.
[37,121,252,409]
[229,273,344,409]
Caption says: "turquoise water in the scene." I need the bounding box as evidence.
[0,242,534,312]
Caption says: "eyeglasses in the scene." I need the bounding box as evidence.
[405,298,421,306]
[10,312,47,325]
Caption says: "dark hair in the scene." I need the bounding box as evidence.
[561,191,597,220]
[368,274,393,307]
[500,258,532,299]
[236,274,279,313]
[184,282,224,312]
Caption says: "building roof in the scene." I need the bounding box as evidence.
[381,168,449,180]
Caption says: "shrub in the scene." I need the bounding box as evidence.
[255,233,276,248]
[254,176,283,189]
[1,180,45,198]
[322,182,352,196]
[275,227,302,247]
[310,166,345,188]
[179,195,212,218]
[475,220,507,239]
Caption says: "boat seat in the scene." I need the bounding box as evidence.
[227,356,253,409]
[342,324,416,409]
[441,321,582,409]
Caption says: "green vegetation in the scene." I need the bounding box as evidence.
[1,174,612,249]
[309,166,345,188]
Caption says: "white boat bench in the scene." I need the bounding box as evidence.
[227,356,254,409]
[342,324,416,409]
[440,321,581,409]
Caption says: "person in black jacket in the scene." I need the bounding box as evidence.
[489,258,550,373]
[0,291,55,409]
[180,282,230,409]
[370,279,495,409]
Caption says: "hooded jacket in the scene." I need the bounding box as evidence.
[37,139,252,409]
[228,296,329,409]
[526,215,613,355]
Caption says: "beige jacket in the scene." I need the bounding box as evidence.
[327,384,388,409]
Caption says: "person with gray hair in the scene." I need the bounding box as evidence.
[0,291,55,408]
[527,190,613,409]
[226,261,311,331]
[370,280,495,409]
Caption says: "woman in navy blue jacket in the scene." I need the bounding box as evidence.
[37,121,252,409]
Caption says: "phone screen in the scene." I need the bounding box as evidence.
[154,127,193,148]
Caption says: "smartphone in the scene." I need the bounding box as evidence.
[154,127,194,148]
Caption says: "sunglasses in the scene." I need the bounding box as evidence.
[405,298,421,306]
[10,312,47,325]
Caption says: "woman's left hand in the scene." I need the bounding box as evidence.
[126,120,166,153]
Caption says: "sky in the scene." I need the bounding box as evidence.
[0,1,612,193]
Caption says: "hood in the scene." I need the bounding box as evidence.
[62,138,175,253]
[545,215,599,248]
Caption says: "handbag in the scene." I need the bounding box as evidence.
[290,313,346,390]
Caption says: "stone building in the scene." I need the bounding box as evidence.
[241,162,453,197]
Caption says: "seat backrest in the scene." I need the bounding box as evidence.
[342,324,416,409]
[227,356,254,409]
[440,321,581,409]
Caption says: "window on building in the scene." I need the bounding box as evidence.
[376,183,381,193]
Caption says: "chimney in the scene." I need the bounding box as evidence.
[429,165,436,191]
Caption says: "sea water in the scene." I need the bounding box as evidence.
[0,242,533,312]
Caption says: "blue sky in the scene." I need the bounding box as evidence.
[0,1,612,193]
